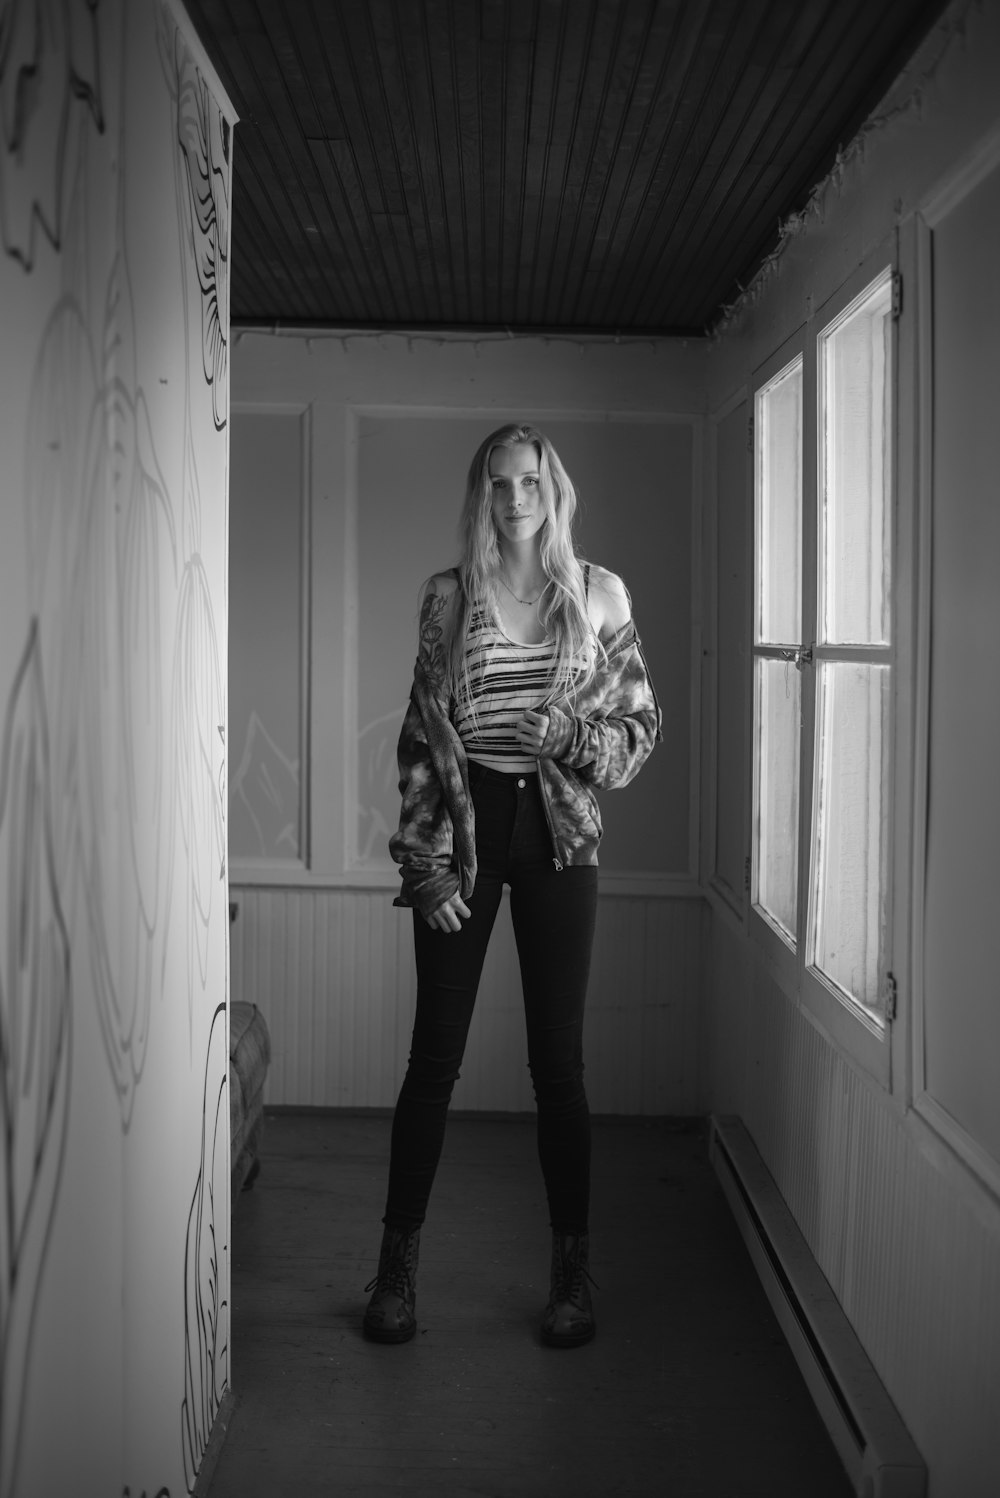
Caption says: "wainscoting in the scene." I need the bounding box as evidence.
[229,885,707,1116]
[705,911,1000,1496]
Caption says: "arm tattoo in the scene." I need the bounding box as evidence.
[418,584,450,683]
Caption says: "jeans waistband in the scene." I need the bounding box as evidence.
[467,761,539,790]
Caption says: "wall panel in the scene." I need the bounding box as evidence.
[916,138,1000,1185]
[229,407,309,865]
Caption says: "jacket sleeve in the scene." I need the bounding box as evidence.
[388,577,478,916]
[538,623,662,791]
[387,685,460,916]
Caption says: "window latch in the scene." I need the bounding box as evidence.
[778,645,813,671]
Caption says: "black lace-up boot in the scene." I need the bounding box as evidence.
[363,1225,421,1343]
[540,1231,596,1348]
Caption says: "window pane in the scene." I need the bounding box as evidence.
[810,662,889,1015]
[818,271,893,645]
[754,658,801,944]
[756,358,802,645]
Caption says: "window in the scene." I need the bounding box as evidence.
[751,266,895,1071]
[753,355,803,946]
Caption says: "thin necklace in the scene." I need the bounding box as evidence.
[500,573,544,606]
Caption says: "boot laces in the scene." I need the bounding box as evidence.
[551,1242,599,1307]
[364,1258,413,1298]
[365,1232,418,1297]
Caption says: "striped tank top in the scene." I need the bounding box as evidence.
[454,601,592,774]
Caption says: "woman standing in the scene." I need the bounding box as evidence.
[364,423,661,1348]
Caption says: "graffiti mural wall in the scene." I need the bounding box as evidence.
[0,2,234,1492]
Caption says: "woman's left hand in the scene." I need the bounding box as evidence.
[515,709,549,756]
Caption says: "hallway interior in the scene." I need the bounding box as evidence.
[205,1112,851,1497]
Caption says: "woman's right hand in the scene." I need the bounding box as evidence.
[423,891,472,933]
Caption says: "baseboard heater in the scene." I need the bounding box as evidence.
[709,1116,927,1498]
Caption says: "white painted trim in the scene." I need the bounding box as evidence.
[165,0,238,124]
[707,872,743,920]
[910,211,935,1137]
[795,254,896,1092]
[747,328,807,939]
[906,1102,1000,1237]
[919,120,1000,227]
[909,190,1000,1199]
[703,387,751,917]
[342,401,700,426]
[710,1116,927,1498]
[229,863,701,899]
[885,212,920,1122]
[230,400,312,414]
[913,1092,1000,1207]
[705,880,749,940]
[229,863,398,891]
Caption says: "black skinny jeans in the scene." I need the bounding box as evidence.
[384,763,598,1235]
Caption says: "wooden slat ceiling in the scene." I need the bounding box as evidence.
[185,0,949,335]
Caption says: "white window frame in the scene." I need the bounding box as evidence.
[748,247,899,1088]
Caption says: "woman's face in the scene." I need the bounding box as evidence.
[488,443,546,546]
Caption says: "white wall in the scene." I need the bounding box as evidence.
[229,332,710,1112]
[0,4,234,1493]
[701,3,1000,1492]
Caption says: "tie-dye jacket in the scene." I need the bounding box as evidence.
[389,613,662,918]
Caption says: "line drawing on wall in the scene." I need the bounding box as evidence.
[159,7,228,1054]
[158,16,232,1487]
[0,622,73,1498]
[169,483,226,1017]
[2,3,233,1488]
[164,0,230,432]
[229,709,300,860]
[357,707,406,863]
[21,47,178,1128]
[180,1000,229,1494]
[85,179,177,1118]
[0,0,106,270]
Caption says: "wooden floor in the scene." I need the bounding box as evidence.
[206,1112,852,1498]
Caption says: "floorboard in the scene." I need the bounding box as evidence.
[206,1112,853,1498]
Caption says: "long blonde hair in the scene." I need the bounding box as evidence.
[443,423,600,708]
